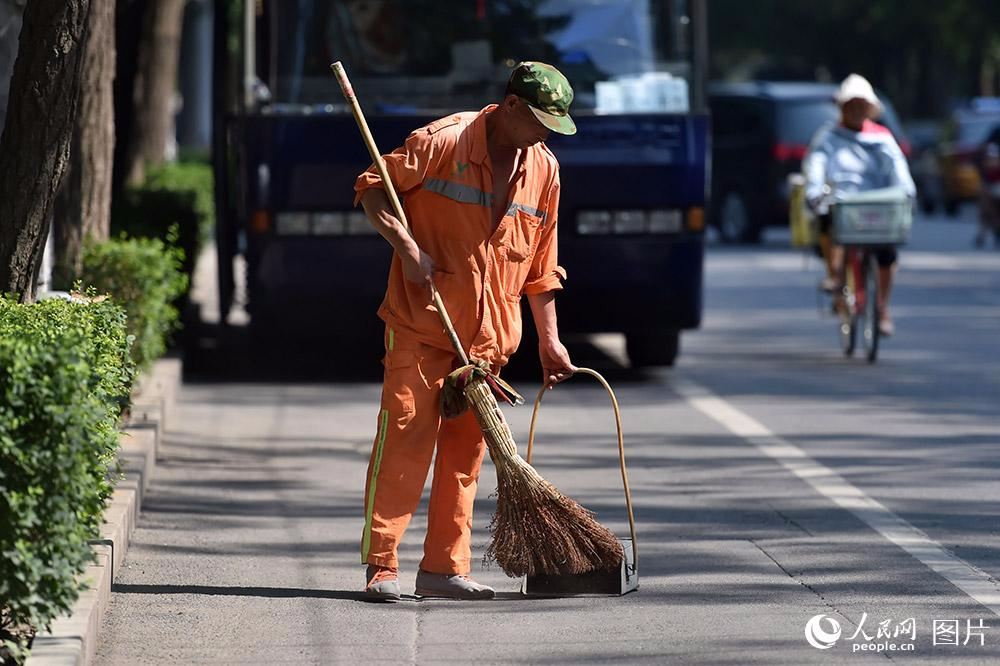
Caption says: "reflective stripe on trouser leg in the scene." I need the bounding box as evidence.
[361,331,446,569]
[361,326,394,562]
[361,408,389,562]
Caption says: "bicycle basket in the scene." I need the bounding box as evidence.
[832,186,912,245]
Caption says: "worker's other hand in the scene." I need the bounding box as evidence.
[539,338,575,389]
[401,247,437,300]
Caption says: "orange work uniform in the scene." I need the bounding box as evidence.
[354,105,565,574]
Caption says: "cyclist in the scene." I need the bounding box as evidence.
[974,125,1000,248]
[803,74,915,337]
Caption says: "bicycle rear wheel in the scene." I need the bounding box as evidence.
[862,251,881,362]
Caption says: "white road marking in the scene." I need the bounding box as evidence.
[706,251,1000,273]
[673,378,1000,617]
[903,252,1000,271]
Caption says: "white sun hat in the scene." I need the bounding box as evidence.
[834,73,884,115]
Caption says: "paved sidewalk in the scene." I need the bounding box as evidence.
[93,370,996,664]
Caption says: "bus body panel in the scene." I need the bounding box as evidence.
[235,112,706,336]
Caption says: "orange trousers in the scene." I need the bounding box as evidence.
[361,328,487,574]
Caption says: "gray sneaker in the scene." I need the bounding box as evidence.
[365,565,401,602]
[414,570,495,600]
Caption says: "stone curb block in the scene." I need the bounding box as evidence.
[25,358,180,666]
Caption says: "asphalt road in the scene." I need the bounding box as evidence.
[97,206,1000,664]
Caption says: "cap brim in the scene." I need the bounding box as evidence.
[528,105,577,135]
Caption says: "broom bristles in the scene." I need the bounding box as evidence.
[464,377,624,577]
[487,456,624,577]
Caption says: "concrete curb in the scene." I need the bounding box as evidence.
[25,357,181,666]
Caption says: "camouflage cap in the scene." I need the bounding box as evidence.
[507,61,576,136]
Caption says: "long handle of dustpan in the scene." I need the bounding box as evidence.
[331,61,469,366]
[526,368,638,570]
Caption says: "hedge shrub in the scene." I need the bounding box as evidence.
[0,295,134,659]
[80,234,188,374]
[111,160,214,299]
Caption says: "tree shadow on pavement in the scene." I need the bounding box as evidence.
[112,582,366,601]
[110,583,561,604]
[182,320,655,386]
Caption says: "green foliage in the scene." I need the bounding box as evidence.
[708,0,1000,119]
[0,295,134,657]
[111,160,214,295]
[143,160,214,248]
[80,234,188,373]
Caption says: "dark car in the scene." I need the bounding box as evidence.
[708,81,909,243]
[905,119,945,213]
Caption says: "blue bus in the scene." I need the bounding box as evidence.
[213,0,708,367]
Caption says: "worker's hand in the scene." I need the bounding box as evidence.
[401,246,437,301]
[539,337,575,389]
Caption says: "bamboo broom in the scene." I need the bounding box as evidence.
[331,62,623,577]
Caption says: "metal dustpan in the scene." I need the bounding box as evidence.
[520,368,639,597]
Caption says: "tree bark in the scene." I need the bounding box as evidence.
[124,0,185,187]
[51,0,115,288]
[0,0,91,302]
[0,0,28,134]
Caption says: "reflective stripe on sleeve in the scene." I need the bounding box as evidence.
[424,177,494,207]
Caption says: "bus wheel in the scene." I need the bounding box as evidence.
[717,189,759,244]
[626,330,680,368]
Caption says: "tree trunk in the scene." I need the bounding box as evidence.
[124,0,185,187]
[0,0,91,302]
[0,0,27,135]
[51,0,115,288]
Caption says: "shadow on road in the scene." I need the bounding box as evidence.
[112,582,367,601]
[180,319,656,386]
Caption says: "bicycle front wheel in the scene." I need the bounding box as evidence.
[862,251,881,362]
[840,262,857,357]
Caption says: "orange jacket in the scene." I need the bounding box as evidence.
[354,105,565,366]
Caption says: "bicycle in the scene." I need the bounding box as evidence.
[835,243,882,362]
[827,187,912,363]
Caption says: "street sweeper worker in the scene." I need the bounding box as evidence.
[353,61,578,601]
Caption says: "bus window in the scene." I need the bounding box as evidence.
[260,0,699,113]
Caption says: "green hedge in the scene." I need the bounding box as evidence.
[111,160,214,298]
[80,235,188,374]
[0,296,134,659]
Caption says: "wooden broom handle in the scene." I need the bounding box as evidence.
[331,61,469,365]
